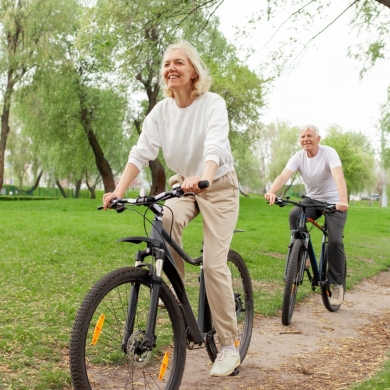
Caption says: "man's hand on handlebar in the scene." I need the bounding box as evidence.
[264,192,277,205]
[336,201,349,213]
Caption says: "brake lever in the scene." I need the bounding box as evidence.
[273,199,287,207]
[98,198,126,213]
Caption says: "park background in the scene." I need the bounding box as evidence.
[1,1,390,389]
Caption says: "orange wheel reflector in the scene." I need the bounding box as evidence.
[158,351,170,380]
[91,314,105,346]
[235,340,240,348]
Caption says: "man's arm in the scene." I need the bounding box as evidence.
[331,166,349,212]
[264,168,294,205]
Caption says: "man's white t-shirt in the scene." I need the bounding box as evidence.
[128,92,234,180]
[286,145,342,203]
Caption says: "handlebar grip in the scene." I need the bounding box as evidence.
[198,180,209,189]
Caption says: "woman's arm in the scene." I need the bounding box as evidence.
[103,163,140,210]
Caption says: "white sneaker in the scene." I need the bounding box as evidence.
[210,349,240,377]
[329,284,344,306]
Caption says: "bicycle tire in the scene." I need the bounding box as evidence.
[70,266,186,390]
[205,250,254,364]
[321,245,347,312]
[282,239,304,326]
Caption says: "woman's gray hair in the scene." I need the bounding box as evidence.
[160,41,211,99]
[300,124,319,135]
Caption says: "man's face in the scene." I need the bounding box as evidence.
[300,129,321,155]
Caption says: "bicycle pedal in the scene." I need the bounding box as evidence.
[230,367,240,376]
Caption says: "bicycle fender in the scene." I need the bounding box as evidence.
[117,236,164,248]
[163,260,188,305]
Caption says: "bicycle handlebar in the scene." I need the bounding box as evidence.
[100,180,210,213]
[274,197,336,212]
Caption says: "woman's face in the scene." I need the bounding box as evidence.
[162,49,197,94]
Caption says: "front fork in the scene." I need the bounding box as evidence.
[121,248,165,354]
[284,231,311,286]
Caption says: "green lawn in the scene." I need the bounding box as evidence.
[0,194,389,389]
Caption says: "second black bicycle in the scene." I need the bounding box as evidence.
[274,197,346,326]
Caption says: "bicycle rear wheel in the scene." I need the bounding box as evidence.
[282,239,304,326]
[321,245,347,312]
[205,250,253,364]
[70,267,186,390]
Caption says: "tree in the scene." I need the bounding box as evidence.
[0,0,78,192]
[322,126,376,199]
[17,61,129,195]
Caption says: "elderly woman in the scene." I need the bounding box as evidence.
[103,41,240,376]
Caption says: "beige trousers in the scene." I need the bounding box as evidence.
[162,171,239,345]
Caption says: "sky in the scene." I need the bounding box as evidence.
[215,0,390,149]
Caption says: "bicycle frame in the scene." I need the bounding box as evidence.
[117,200,211,353]
[283,205,329,290]
[275,196,341,326]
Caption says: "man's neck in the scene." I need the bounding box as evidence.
[306,146,319,158]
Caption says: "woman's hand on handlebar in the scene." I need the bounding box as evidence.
[103,191,122,210]
[264,192,276,205]
[181,176,209,194]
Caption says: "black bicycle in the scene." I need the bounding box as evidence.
[69,181,253,389]
[273,197,346,326]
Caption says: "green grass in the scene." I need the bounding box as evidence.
[352,355,390,390]
[1,194,390,389]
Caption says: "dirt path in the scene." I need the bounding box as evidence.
[179,270,390,390]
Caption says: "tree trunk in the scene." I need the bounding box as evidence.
[55,179,68,198]
[85,171,97,199]
[149,159,166,195]
[80,107,116,192]
[0,16,27,192]
[86,181,96,199]
[27,170,43,195]
[375,0,390,9]
[75,178,82,198]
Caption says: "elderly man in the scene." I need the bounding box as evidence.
[264,124,348,306]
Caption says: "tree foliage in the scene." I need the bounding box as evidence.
[267,121,301,182]
[379,88,390,169]
[322,125,376,197]
[1,0,267,195]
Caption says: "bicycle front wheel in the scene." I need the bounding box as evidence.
[282,239,304,326]
[321,244,347,312]
[70,267,186,390]
[205,250,254,364]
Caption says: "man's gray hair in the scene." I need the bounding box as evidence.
[300,124,319,135]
